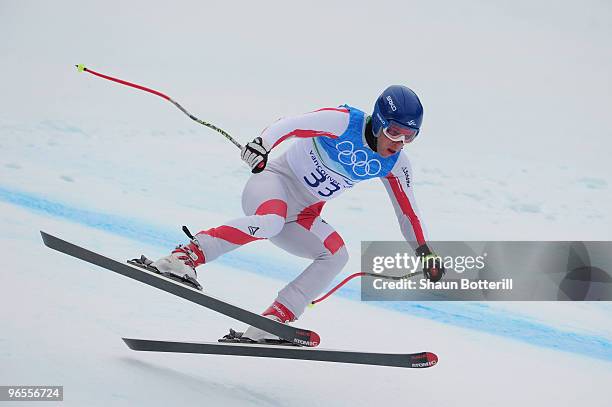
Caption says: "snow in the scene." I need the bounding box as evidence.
[1,0,611,406]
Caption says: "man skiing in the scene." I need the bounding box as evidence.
[146,85,444,342]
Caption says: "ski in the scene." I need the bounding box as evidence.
[122,338,438,369]
[40,231,320,347]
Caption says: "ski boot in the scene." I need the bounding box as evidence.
[219,301,298,346]
[128,234,205,291]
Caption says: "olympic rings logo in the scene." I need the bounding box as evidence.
[336,141,381,177]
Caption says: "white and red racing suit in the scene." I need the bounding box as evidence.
[193,105,427,317]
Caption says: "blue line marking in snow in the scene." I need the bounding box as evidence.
[1,185,611,363]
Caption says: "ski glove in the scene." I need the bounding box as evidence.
[416,244,445,282]
[241,137,269,174]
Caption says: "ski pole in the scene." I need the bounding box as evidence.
[75,64,242,149]
[309,270,422,307]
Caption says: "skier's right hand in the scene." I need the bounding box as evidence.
[241,137,269,173]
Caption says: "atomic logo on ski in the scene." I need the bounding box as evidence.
[293,330,320,347]
[409,352,438,368]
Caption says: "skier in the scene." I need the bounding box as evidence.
[147,85,444,342]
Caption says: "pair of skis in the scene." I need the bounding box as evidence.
[40,231,438,369]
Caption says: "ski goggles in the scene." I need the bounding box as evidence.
[382,120,420,144]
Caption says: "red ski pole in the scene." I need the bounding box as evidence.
[75,64,242,149]
[309,270,421,307]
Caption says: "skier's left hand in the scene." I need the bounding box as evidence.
[416,244,445,282]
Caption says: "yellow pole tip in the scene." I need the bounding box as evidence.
[76,64,86,72]
[307,303,315,309]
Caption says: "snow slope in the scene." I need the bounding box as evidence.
[1,0,611,406]
[1,206,611,407]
